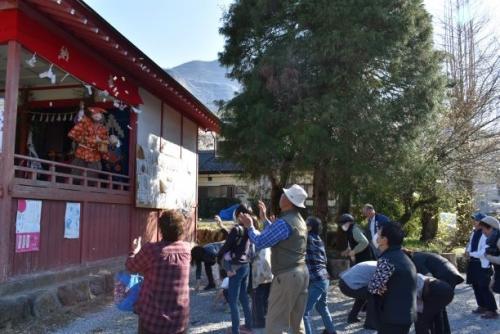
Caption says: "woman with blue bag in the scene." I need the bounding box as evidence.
[126,210,191,334]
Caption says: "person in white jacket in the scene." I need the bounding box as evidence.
[481,216,500,319]
[466,213,497,318]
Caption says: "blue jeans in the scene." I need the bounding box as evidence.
[252,282,271,328]
[304,279,336,334]
[228,263,252,333]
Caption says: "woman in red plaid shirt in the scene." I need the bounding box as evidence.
[126,210,191,334]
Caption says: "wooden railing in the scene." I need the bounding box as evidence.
[13,154,130,195]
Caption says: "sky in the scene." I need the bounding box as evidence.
[84,0,500,69]
[84,0,234,69]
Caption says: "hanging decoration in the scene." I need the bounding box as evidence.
[39,64,57,84]
[27,111,77,123]
[25,52,37,68]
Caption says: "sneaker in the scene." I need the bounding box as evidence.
[481,311,499,319]
[472,307,487,314]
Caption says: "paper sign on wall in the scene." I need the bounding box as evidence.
[64,202,81,239]
[0,97,4,152]
[15,199,42,253]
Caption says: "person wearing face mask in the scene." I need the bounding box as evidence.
[339,214,372,265]
[68,106,113,174]
[362,204,390,259]
[368,221,417,334]
[466,212,497,318]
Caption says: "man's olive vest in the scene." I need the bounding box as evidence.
[271,209,307,275]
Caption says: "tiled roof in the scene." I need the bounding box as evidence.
[198,150,242,174]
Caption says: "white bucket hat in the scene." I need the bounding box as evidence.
[283,184,308,208]
[480,216,500,230]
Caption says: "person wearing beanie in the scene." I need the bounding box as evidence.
[338,213,372,266]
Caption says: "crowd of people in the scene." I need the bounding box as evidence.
[124,184,500,334]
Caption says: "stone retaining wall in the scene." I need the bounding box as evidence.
[0,266,119,330]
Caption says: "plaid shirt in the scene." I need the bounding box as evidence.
[248,218,292,251]
[305,233,329,282]
[126,241,191,334]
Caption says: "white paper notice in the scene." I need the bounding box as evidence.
[15,199,42,252]
[0,97,4,152]
[64,202,81,239]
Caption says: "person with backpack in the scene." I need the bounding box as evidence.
[303,216,337,334]
[218,204,253,334]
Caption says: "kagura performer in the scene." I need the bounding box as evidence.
[68,106,116,172]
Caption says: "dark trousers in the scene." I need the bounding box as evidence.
[472,282,497,311]
[204,261,215,286]
[339,278,377,329]
[252,282,271,328]
[415,279,454,334]
[378,323,410,334]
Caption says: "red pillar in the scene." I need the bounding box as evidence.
[0,41,21,282]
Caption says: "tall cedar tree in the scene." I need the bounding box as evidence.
[219,0,444,224]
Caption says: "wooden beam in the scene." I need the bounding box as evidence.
[12,184,131,204]
[0,40,21,282]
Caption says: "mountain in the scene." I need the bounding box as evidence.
[166,60,240,114]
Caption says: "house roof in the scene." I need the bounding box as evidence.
[199,150,242,174]
[16,0,219,132]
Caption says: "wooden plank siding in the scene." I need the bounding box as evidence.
[9,198,163,277]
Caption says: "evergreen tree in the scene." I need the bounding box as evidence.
[219,0,444,223]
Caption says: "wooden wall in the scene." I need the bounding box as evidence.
[9,198,162,277]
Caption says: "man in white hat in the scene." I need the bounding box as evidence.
[479,215,500,319]
[240,184,309,334]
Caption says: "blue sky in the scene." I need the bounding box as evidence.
[85,0,233,69]
[85,0,499,69]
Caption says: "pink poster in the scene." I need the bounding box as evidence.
[15,233,40,253]
[15,199,42,253]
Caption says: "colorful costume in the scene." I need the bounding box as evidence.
[68,107,110,171]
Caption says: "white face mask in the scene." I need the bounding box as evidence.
[341,224,350,232]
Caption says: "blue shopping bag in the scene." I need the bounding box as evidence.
[114,271,143,312]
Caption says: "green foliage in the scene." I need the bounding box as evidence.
[219,0,446,237]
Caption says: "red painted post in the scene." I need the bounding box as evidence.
[0,40,21,282]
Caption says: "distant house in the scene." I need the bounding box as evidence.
[198,150,246,200]
[197,149,336,218]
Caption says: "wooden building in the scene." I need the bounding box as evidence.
[0,0,219,283]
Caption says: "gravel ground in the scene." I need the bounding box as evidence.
[49,266,500,334]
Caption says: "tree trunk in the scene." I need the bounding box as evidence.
[420,205,438,242]
[313,163,330,238]
[268,175,283,217]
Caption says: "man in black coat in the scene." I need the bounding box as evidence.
[408,251,464,333]
[368,221,417,334]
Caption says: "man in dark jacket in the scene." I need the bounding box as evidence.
[408,251,464,333]
[368,221,417,334]
[363,204,390,258]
